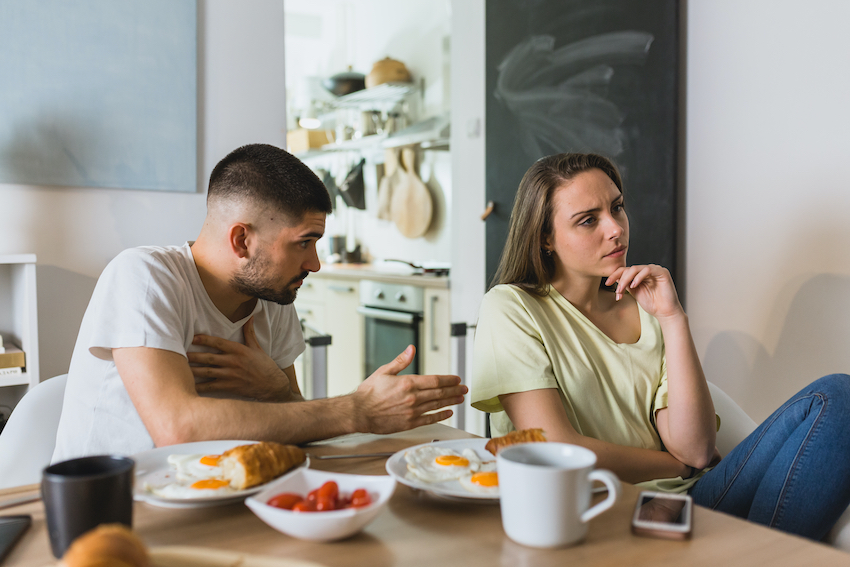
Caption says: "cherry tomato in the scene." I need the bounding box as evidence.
[306,488,319,503]
[292,499,317,512]
[267,493,303,510]
[317,481,339,502]
[350,488,372,508]
[316,496,336,511]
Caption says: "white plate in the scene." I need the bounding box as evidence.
[385,439,498,501]
[133,440,308,509]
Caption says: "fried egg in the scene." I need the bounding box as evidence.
[167,453,224,482]
[405,446,487,483]
[144,453,233,500]
[459,470,500,495]
[146,478,235,499]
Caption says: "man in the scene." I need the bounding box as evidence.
[52,144,466,461]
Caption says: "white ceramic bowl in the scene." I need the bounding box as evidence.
[245,468,396,542]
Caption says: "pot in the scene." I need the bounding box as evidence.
[366,57,412,88]
[323,68,366,97]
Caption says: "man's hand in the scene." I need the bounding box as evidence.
[188,317,299,402]
[351,345,467,434]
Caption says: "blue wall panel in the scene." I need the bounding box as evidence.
[0,0,197,192]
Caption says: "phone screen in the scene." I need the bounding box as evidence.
[0,515,32,564]
[636,494,688,525]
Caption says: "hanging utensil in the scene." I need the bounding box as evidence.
[317,168,339,210]
[390,147,432,238]
[338,158,366,210]
[377,149,399,220]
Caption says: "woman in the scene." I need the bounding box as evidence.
[471,153,850,540]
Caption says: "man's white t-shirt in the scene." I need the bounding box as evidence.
[52,243,305,462]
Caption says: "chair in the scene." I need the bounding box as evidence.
[706,381,757,457]
[0,374,67,489]
[707,380,850,550]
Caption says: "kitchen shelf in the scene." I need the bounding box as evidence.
[304,115,450,155]
[330,82,418,110]
[320,134,389,152]
[0,254,39,391]
[381,115,450,149]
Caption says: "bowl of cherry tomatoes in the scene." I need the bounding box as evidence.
[245,468,397,542]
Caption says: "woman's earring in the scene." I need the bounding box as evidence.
[543,249,553,256]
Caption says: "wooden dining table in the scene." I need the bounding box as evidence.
[2,423,849,566]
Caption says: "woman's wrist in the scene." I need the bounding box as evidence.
[655,308,688,329]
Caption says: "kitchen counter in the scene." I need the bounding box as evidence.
[312,262,450,289]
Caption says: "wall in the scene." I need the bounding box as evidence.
[449,0,486,436]
[686,0,850,420]
[0,1,287,402]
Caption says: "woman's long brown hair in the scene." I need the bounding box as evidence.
[492,153,623,296]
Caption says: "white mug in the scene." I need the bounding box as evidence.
[497,442,621,548]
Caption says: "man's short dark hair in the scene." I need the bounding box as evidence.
[207,144,332,222]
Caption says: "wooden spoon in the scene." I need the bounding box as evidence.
[377,148,398,220]
[390,147,433,238]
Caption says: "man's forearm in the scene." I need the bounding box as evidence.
[162,393,361,447]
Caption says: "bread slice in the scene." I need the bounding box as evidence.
[219,441,306,490]
[484,428,547,456]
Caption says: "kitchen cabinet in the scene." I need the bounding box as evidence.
[422,288,451,375]
[293,267,450,399]
[0,255,40,390]
[294,276,363,398]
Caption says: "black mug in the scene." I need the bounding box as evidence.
[41,455,135,558]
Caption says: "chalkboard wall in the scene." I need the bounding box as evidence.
[485,0,680,286]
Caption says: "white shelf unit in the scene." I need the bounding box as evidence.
[0,255,39,389]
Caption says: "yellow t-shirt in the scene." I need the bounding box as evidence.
[471,284,704,493]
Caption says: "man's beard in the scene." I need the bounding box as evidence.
[231,253,308,306]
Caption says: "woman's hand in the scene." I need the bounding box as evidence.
[605,265,683,321]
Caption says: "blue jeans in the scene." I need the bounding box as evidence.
[690,374,850,540]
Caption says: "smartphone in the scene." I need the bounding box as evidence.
[0,515,31,564]
[631,491,692,540]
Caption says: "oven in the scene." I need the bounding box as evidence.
[356,280,423,377]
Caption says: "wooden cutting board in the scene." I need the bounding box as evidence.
[376,148,399,220]
[390,147,433,238]
[149,546,326,567]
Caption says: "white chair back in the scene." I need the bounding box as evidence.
[707,381,757,457]
[0,374,68,489]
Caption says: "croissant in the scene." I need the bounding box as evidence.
[485,428,547,456]
[61,524,149,567]
[219,441,306,490]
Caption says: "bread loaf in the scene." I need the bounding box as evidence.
[485,428,547,456]
[60,524,149,567]
[220,441,306,490]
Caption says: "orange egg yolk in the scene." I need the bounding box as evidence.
[434,455,470,467]
[190,479,230,490]
[200,455,221,466]
[470,472,499,487]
